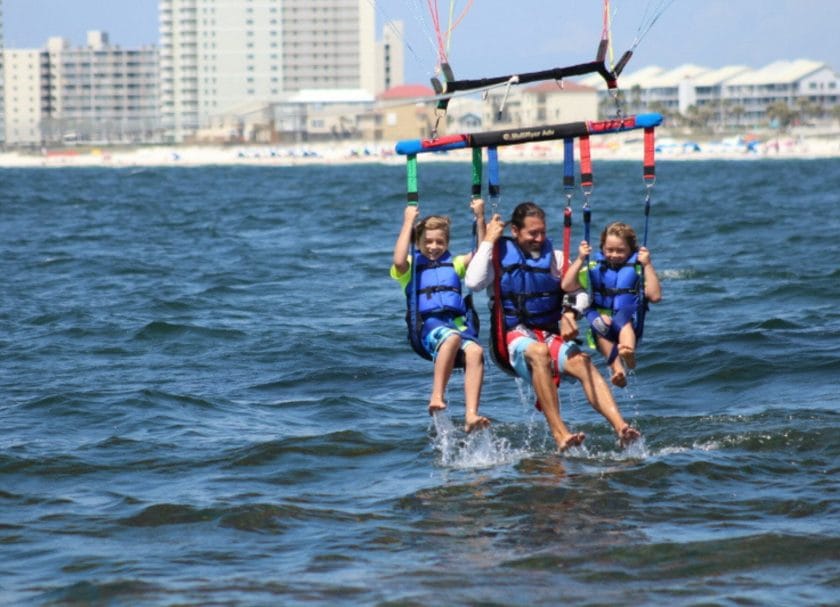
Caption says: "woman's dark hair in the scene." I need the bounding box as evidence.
[510,202,545,229]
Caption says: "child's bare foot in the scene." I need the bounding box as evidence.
[428,399,447,415]
[558,432,586,451]
[618,425,641,447]
[465,413,490,433]
[611,368,627,388]
[619,345,636,369]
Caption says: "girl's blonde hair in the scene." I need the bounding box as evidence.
[414,215,451,246]
[600,221,639,252]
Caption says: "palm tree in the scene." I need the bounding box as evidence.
[683,105,715,131]
[729,104,745,129]
[629,84,643,114]
[766,101,796,130]
[765,101,797,131]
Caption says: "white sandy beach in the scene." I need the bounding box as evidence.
[1,131,838,168]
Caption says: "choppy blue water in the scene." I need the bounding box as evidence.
[1,158,838,606]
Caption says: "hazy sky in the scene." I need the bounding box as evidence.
[4,0,839,85]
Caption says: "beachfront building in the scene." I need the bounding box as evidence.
[444,95,484,133]
[159,0,378,143]
[34,32,158,145]
[3,32,159,146]
[272,88,375,143]
[483,81,599,129]
[3,49,42,145]
[721,60,839,127]
[640,64,710,115]
[688,65,751,128]
[376,21,404,94]
[579,59,839,129]
[371,84,438,142]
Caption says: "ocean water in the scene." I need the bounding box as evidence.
[1,157,837,606]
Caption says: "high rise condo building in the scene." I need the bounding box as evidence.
[159,0,376,142]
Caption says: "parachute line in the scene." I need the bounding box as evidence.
[365,0,433,81]
[631,0,677,51]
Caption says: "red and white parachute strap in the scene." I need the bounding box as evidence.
[426,0,473,69]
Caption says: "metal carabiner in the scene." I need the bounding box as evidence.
[490,195,501,217]
[431,107,447,139]
[497,75,520,120]
[611,89,624,120]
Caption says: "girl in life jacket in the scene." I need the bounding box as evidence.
[390,200,490,433]
[562,221,662,388]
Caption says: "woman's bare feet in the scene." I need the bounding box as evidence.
[558,432,586,451]
[618,424,641,447]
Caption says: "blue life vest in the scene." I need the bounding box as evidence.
[588,251,641,316]
[497,237,563,331]
[405,251,478,362]
[413,251,468,323]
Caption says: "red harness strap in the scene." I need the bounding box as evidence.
[643,127,656,184]
[490,240,515,375]
[579,134,593,190]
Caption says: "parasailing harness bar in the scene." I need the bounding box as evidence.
[396,113,662,157]
[431,40,633,115]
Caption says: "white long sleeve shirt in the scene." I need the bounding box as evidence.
[464,240,592,315]
[464,240,565,292]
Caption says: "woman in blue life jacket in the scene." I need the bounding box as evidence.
[562,221,662,388]
[466,203,642,451]
[391,200,490,432]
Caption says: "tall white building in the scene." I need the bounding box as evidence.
[159,0,376,142]
[376,20,404,93]
[3,32,159,145]
[42,32,159,143]
[3,49,42,145]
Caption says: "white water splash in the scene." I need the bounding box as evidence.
[431,411,529,469]
[659,268,696,280]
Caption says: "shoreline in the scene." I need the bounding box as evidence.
[1,133,838,168]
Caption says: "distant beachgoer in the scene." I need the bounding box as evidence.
[391,199,490,432]
[562,221,662,387]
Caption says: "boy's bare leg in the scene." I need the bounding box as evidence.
[596,335,626,388]
[429,335,460,414]
[618,323,637,369]
[462,343,489,432]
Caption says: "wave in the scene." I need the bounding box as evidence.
[502,533,840,580]
[37,580,162,606]
[133,320,247,341]
[118,499,380,531]
[224,429,398,467]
